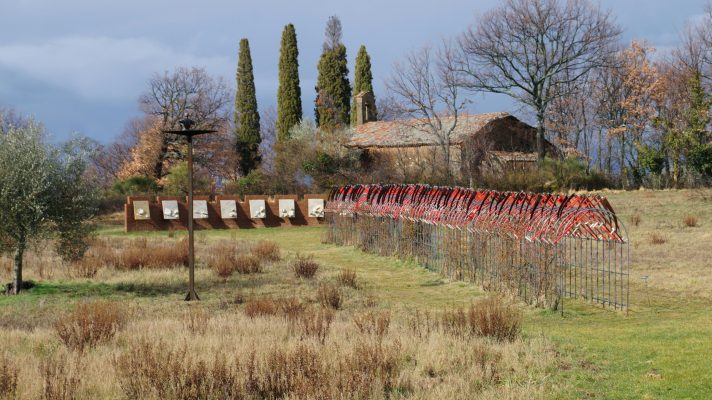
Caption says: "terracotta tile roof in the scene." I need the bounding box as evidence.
[346,112,512,148]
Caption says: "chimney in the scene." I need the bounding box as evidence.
[355,91,377,125]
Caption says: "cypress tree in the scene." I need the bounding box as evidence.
[234,38,261,175]
[351,45,375,126]
[276,24,302,142]
[315,16,351,131]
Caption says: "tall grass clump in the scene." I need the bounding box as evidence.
[337,269,358,288]
[683,215,698,227]
[0,353,18,399]
[292,253,319,279]
[251,240,281,262]
[353,310,390,339]
[441,296,521,342]
[235,255,262,274]
[244,297,278,319]
[649,231,667,245]
[317,284,342,310]
[40,353,83,400]
[54,301,125,352]
[297,307,334,344]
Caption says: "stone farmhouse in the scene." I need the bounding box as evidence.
[346,91,560,181]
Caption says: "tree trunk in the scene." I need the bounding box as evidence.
[13,240,25,295]
[536,110,546,162]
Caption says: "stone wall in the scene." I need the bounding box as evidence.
[124,194,326,232]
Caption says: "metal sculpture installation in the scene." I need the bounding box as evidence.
[324,184,629,311]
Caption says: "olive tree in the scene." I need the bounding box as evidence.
[0,117,96,294]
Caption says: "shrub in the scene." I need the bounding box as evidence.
[441,296,522,342]
[54,301,125,352]
[244,297,278,319]
[337,269,358,288]
[235,255,262,274]
[353,311,390,339]
[649,231,667,245]
[317,284,342,310]
[210,253,236,280]
[277,297,307,321]
[298,307,335,344]
[251,240,281,262]
[468,296,522,342]
[0,353,18,399]
[292,253,319,279]
[683,215,698,227]
[40,353,83,400]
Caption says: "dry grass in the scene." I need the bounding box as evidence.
[292,253,319,279]
[234,255,262,274]
[276,297,307,321]
[184,307,210,335]
[353,310,390,339]
[630,213,642,227]
[40,353,83,400]
[0,353,18,399]
[297,307,335,344]
[244,297,278,319]
[317,284,342,310]
[337,268,358,288]
[648,231,668,245]
[54,301,125,352]
[251,240,281,262]
[683,214,698,227]
[441,296,521,342]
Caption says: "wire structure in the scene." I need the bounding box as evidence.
[324,184,629,311]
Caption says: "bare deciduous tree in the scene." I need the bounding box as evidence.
[138,67,231,178]
[386,42,469,183]
[457,0,621,160]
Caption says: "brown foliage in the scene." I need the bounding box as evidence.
[111,238,188,270]
[683,215,698,227]
[234,255,262,274]
[297,307,334,344]
[353,311,390,339]
[210,253,237,280]
[251,240,281,262]
[441,296,522,342]
[649,231,667,244]
[40,354,83,400]
[114,338,405,400]
[54,301,125,352]
[337,268,358,288]
[292,254,319,279]
[0,353,18,399]
[114,340,241,400]
[317,284,342,310]
[276,297,307,321]
[244,297,278,319]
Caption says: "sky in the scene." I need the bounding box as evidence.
[0,0,709,143]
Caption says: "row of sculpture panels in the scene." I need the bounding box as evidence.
[132,199,325,220]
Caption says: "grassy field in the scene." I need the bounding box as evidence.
[0,189,710,399]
